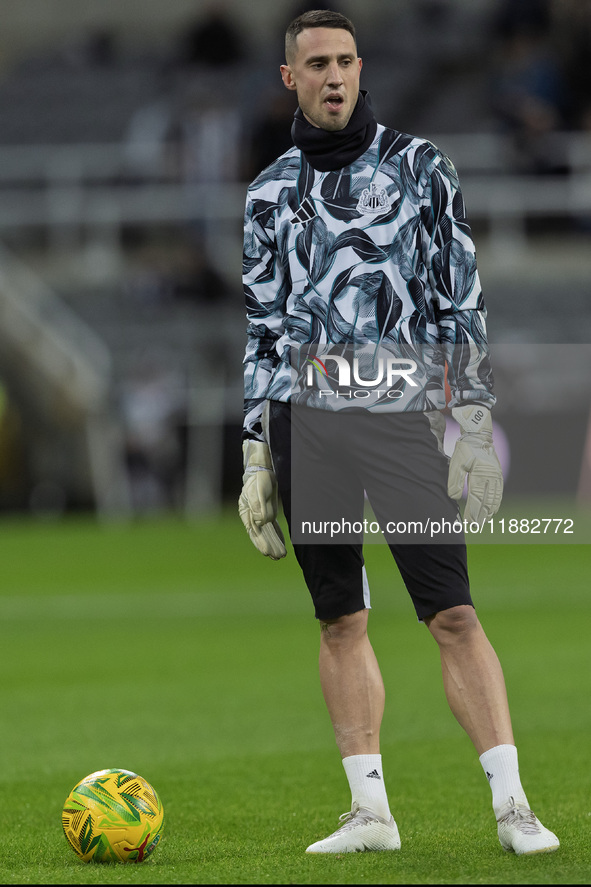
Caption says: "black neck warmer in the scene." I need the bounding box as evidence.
[291,90,378,172]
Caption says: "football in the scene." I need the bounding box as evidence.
[62,768,164,863]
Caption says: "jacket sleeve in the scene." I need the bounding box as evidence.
[242,190,289,441]
[420,149,496,410]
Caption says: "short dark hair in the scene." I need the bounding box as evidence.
[285,9,357,63]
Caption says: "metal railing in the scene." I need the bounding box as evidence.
[0,131,589,261]
[0,241,132,516]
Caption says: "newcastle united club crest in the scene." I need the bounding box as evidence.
[356,183,391,215]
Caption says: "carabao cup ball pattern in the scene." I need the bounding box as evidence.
[62,768,164,863]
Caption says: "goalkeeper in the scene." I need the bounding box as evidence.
[240,8,559,857]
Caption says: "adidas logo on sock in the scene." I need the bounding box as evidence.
[366,769,381,779]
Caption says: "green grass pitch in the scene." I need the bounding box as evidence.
[0,510,589,884]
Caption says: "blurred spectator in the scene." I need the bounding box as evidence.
[158,0,249,189]
[415,0,452,29]
[0,382,28,510]
[122,237,228,310]
[120,353,187,513]
[61,28,118,69]
[171,240,229,305]
[488,3,569,173]
[245,89,297,179]
[125,68,244,189]
[494,0,552,40]
[176,86,242,184]
[552,0,591,130]
[283,1,339,29]
[172,2,247,68]
[124,93,178,181]
[123,260,175,311]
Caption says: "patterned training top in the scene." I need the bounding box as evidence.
[243,123,495,441]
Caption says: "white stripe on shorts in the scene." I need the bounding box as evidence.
[362,565,371,609]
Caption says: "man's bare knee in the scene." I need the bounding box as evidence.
[425,604,479,645]
[319,608,368,643]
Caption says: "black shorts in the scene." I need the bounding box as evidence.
[267,400,473,622]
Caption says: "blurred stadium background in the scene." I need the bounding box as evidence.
[0,0,589,521]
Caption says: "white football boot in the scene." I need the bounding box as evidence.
[496,797,559,855]
[306,802,401,853]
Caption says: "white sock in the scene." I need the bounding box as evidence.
[479,744,529,817]
[342,754,391,820]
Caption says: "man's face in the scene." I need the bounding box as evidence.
[280,27,362,131]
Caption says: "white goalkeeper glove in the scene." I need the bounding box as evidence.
[239,440,286,560]
[448,404,503,527]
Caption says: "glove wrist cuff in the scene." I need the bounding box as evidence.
[452,404,492,434]
[242,440,273,471]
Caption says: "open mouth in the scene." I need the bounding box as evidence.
[324,94,344,111]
